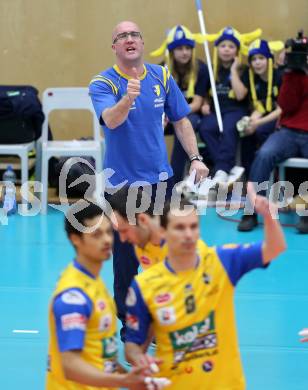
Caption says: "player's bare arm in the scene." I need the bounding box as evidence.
[61,350,146,388]
[247,182,286,264]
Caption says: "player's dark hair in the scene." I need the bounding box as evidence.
[160,198,196,228]
[65,202,107,238]
[108,185,155,221]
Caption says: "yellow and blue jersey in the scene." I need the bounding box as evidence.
[89,63,190,186]
[46,260,118,390]
[126,242,265,390]
[134,239,208,271]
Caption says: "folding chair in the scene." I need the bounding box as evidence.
[40,87,103,214]
[268,158,308,199]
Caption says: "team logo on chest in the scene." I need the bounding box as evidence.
[153,84,161,96]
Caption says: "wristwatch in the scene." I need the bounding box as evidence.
[189,154,204,163]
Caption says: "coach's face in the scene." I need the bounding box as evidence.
[112,21,144,64]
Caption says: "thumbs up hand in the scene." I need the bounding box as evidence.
[127,67,141,103]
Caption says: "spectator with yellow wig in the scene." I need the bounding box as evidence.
[198,27,261,186]
[237,39,284,176]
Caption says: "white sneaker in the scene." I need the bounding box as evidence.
[227,166,245,185]
[212,170,228,185]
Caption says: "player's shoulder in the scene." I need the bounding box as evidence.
[197,240,216,256]
[145,63,171,83]
[89,67,119,92]
[197,239,208,252]
[146,63,165,74]
[215,243,258,262]
[197,244,219,268]
[56,288,89,306]
[96,66,116,78]
[215,243,240,256]
[90,66,113,79]
[217,243,257,253]
[136,261,167,286]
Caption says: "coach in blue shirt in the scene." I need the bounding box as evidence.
[89,20,209,338]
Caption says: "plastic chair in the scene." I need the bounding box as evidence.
[277,158,308,181]
[268,158,308,198]
[40,87,103,214]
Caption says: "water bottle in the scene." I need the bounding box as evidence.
[236,116,250,138]
[2,165,17,215]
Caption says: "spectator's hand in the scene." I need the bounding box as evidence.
[250,110,262,121]
[127,67,141,102]
[247,182,277,219]
[231,57,241,73]
[201,103,211,116]
[244,117,259,135]
[189,161,209,183]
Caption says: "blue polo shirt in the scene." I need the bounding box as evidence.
[89,63,191,186]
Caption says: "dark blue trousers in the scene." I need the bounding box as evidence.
[198,110,247,173]
[241,120,277,177]
[249,127,308,192]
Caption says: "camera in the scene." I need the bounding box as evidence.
[285,30,308,71]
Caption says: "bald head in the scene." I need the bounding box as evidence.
[112,21,141,43]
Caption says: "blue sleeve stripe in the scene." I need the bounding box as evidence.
[162,66,167,90]
[162,66,171,93]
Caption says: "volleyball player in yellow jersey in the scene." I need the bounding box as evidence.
[109,186,208,272]
[124,184,286,390]
[46,203,146,389]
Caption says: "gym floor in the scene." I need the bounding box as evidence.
[0,206,307,389]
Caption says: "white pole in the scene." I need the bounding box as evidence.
[195,0,223,133]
